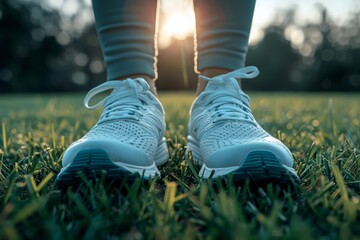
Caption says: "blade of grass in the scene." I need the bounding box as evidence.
[1,122,7,155]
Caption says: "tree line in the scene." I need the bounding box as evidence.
[0,0,359,92]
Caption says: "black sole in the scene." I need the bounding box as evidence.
[55,149,139,190]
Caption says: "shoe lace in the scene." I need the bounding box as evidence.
[83,78,150,122]
[199,66,260,124]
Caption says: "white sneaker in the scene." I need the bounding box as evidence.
[55,78,168,187]
[187,67,300,184]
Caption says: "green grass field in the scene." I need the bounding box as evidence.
[0,92,359,239]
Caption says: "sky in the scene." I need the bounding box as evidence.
[253,0,356,25]
[251,0,358,43]
[159,0,358,47]
[43,0,359,47]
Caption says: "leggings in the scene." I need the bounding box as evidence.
[92,0,256,80]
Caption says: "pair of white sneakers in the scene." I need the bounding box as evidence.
[55,67,300,187]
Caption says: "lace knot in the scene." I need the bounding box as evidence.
[198,66,260,124]
[83,78,150,122]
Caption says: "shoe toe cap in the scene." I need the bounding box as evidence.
[62,138,153,168]
[204,141,294,169]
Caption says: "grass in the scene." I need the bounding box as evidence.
[0,92,359,239]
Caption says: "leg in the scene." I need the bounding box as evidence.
[188,0,300,185]
[92,0,159,94]
[55,0,168,189]
[193,0,255,95]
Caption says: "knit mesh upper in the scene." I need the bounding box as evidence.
[199,120,282,160]
[84,121,158,160]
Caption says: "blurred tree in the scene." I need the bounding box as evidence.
[301,7,360,91]
[245,8,301,91]
[0,0,105,93]
[157,37,198,90]
[0,0,63,92]
[246,6,360,92]
[246,26,301,91]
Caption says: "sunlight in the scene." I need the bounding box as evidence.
[163,13,195,40]
[158,0,195,48]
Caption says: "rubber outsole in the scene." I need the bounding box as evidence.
[232,150,300,184]
[55,149,143,189]
[201,150,301,185]
[188,135,300,185]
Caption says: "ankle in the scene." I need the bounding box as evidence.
[196,68,242,96]
[116,74,157,96]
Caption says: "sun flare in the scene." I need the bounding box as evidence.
[159,10,195,48]
[163,13,195,40]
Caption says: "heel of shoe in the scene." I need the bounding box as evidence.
[186,135,203,164]
[154,137,169,166]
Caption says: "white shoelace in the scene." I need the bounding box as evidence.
[199,66,260,124]
[83,78,150,122]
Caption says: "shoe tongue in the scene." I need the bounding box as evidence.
[204,77,240,93]
[204,77,246,109]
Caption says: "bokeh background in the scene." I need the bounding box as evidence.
[0,0,359,93]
